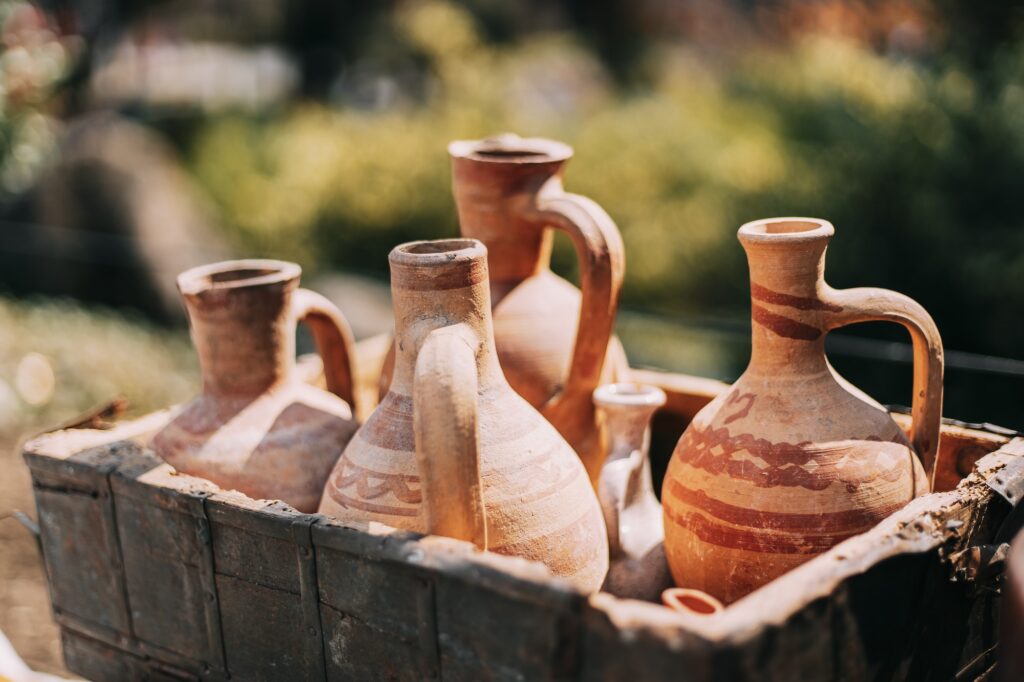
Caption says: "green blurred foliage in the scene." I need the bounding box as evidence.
[188,0,1024,359]
[0,296,196,439]
[0,1,74,198]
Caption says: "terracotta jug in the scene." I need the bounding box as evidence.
[447,134,628,483]
[662,218,944,604]
[153,260,360,513]
[320,239,609,592]
[594,383,673,601]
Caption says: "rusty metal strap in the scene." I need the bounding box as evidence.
[196,495,228,679]
[292,516,328,682]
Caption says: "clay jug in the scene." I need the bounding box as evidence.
[447,134,628,483]
[594,383,672,601]
[320,239,609,592]
[153,260,360,513]
[662,218,944,604]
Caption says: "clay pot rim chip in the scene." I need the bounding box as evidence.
[738,217,835,244]
[593,382,667,408]
[178,259,301,294]
[390,238,487,266]
[449,134,572,164]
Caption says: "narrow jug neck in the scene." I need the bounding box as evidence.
[387,239,503,396]
[739,219,836,376]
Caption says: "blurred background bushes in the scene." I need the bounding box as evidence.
[1,0,1023,425]
[185,0,1024,360]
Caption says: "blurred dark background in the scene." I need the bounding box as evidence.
[1,1,1023,674]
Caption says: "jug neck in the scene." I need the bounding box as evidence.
[594,384,666,465]
[387,239,502,396]
[449,135,572,284]
[178,261,299,398]
[739,218,837,377]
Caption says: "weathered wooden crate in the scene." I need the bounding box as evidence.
[23,366,1024,681]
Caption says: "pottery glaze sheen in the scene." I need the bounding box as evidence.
[663,218,944,604]
[320,239,609,592]
[153,260,360,513]
[447,135,628,482]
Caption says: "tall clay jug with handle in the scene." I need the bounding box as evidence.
[662,218,944,604]
[321,239,609,592]
[447,134,628,483]
[153,259,361,513]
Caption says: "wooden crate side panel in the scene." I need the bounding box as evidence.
[208,503,303,593]
[321,603,428,681]
[315,545,426,643]
[578,600,715,682]
[33,485,131,636]
[217,573,311,681]
[62,628,201,682]
[113,482,215,664]
[206,497,326,682]
[315,540,437,679]
[829,553,933,681]
[434,576,578,681]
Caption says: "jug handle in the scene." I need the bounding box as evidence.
[530,195,624,430]
[292,289,360,416]
[413,324,488,550]
[533,194,624,397]
[821,286,944,486]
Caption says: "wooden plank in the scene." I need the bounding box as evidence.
[425,544,584,681]
[320,603,428,681]
[217,573,310,681]
[110,446,227,677]
[311,521,459,680]
[27,440,134,642]
[205,491,327,681]
[207,497,304,594]
[62,627,201,681]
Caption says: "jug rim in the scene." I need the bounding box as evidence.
[178,259,301,295]
[449,134,572,164]
[738,217,834,244]
[390,238,487,266]
[593,383,667,409]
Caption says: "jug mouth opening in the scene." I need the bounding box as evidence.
[178,259,301,295]
[449,135,572,164]
[738,217,834,244]
[391,238,486,264]
[593,383,667,409]
[661,588,725,616]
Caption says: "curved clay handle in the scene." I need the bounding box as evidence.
[530,193,625,405]
[413,325,488,549]
[291,288,360,415]
[822,286,944,483]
